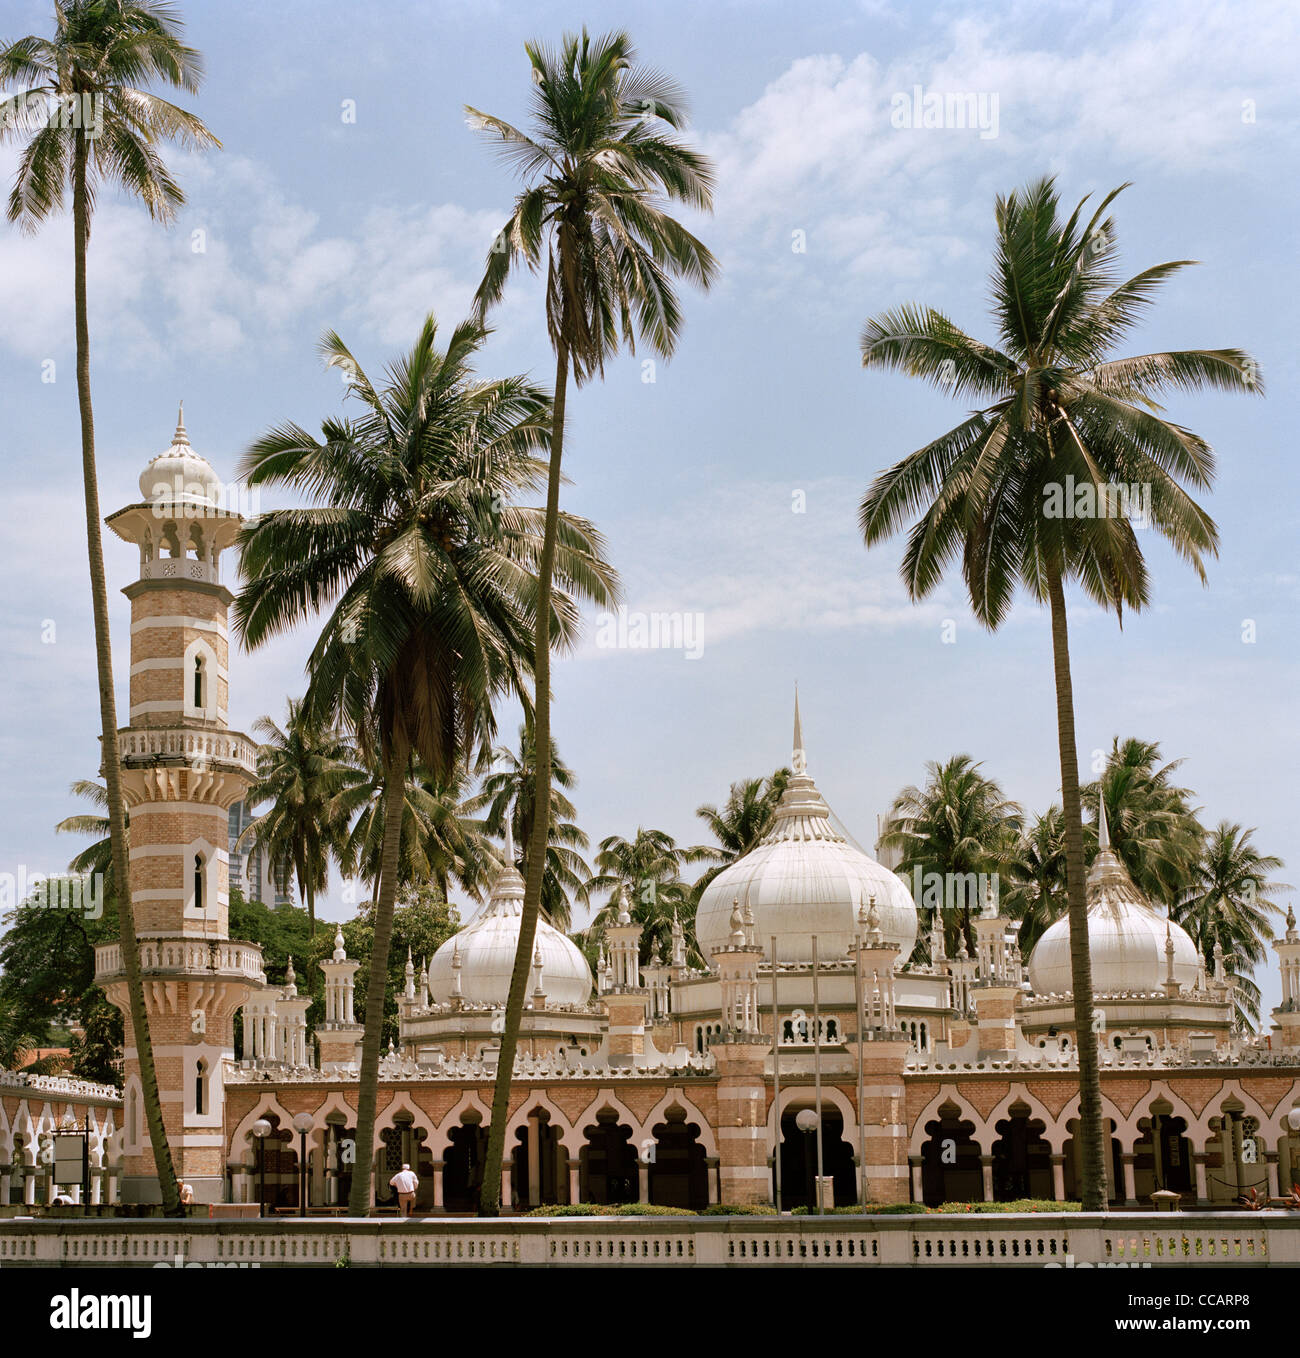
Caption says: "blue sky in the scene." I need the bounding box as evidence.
[1,0,1296,1010]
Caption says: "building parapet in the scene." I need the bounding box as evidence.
[0,1069,122,1103]
[95,937,264,983]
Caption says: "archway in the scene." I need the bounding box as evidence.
[1062,1118,1123,1204]
[376,1114,429,1211]
[919,1100,981,1205]
[511,1107,566,1207]
[443,1113,487,1213]
[990,1102,1053,1200]
[649,1105,708,1210]
[1132,1102,1193,1201]
[322,1114,355,1208]
[776,1105,856,1209]
[580,1109,638,1205]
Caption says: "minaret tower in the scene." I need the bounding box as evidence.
[93,409,264,1203]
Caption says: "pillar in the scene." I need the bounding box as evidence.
[980,1155,994,1202]
[1265,1152,1280,1199]
[24,1170,36,1205]
[909,1156,923,1204]
[712,1039,770,1205]
[1051,1153,1066,1203]
[1193,1153,1208,1205]
[851,1034,913,1204]
[568,1158,581,1205]
[431,1161,445,1210]
[0,1170,9,1206]
[527,1114,541,1208]
[638,1159,651,1204]
[705,1157,719,1205]
[1121,1152,1137,1206]
[500,1164,512,1210]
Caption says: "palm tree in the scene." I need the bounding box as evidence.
[467,27,715,1213]
[238,700,364,935]
[2,1,219,1214]
[1084,737,1204,909]
[1177,823,1288,1029]
[857,176,1260,1208]
[880,755,1023,960]
[234,313,616,1216]
[337,757,495,907]
[691,768,791,902]
[464,721,592,929]
[585,828,713,966]
[1004,806,1067,958]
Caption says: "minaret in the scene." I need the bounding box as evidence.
[604,886,649,1055]
[93,411,263,1203]
[277,957,313,1069]
[1271,906,1300,1052]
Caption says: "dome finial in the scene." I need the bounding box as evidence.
[1097,788,1110,851]
[173,401,188,446]
[792,683,806,774]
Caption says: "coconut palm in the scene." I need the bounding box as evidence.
[1,2,219,1212]
[857,176,1260,1208]
[463,722,591,930]
[1003,806,1068,958]
[1177,823,1289,1030]
[691,768,791,902]
[338,758,495,907]
[880,755,1023,960]
[1084,737,1204,910]
[467,27,715,1213]
[238,700,365,936]
[234,313,618,1216]
[585,828,713,966]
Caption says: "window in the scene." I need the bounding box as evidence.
[194,854,204,912]
[195,1059,208,1116]
[193,656,204,709]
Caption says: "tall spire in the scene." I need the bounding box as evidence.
[1097,788,1110,851]
[792,684,805,774]
[173,400,188,446]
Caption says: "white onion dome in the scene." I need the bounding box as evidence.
[695,695,918,964]
[427,828,592,1007]
[137,403,222,507]
[1028,798,1200,996]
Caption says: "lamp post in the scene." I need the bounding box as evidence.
[796,1108,819,1213]
[250,1119,271,1218]
[293,1113,314,1218]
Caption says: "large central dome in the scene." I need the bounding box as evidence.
[695,697,917,964]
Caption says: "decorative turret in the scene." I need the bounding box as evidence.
[1271,905,1300,1052]
[318,925,363,1073]
[710,895,764,1040]
[850,895,899,1033]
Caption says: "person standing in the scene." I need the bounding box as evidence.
[389,1163,418,1216]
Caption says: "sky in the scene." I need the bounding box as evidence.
[0,0,1296,1012]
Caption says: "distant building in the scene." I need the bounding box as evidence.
[228,801,294,907]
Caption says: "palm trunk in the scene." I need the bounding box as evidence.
[479,338,570,1215]
[1046,567,1107,1212]
[347,731,410,1216]
[73,137,181,1215]
[299,853,315,936]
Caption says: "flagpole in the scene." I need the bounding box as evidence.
[770,934,782,1214]
[854,922,866,1206]
[812,933,825,1215]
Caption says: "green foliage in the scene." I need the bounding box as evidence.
[700,1203,778,1216]
[0,875,121,1084]
[523,1202,697,1217]
[933,1200,1082,1213]
[790,1202,929,1215]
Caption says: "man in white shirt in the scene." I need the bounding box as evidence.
[389,1163,419,1216]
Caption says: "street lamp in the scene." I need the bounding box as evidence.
[795,1108,819,1213]
[1287,1107,1300,1133]
[293,1113,314,1218]
[250,1119,271,1218]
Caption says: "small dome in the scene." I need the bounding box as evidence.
[695,696,917,964]
[1028,800,1200,996]
[427,835,592,1008]
[138,404,222,506]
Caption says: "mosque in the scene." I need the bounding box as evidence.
[4,417,1300,1214]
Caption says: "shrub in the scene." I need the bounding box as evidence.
[611,1203,696,1217]
[522,1202,696,1218]
[933,1199,1082,1214]
[700,1203,778,1216]
[790,1202,928,1215]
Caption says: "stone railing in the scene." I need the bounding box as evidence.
[118,725,257,775]
[2,1213,1296,1268]
[0,1070,121,1103]
[95,937,264,983]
